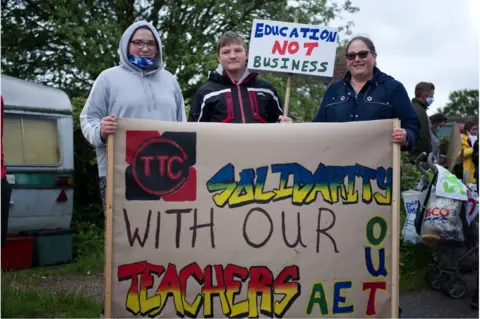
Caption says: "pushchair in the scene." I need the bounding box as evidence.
[413,152,479,299]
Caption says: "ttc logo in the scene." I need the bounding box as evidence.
[124,130,196,201]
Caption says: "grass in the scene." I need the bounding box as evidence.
[1,224,105,318]
[1,285,103,318]
[1,254,104,318]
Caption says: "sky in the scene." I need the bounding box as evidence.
[329,0,479,115]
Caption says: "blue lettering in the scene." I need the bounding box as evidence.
[300,27,310,38]
[265,24,272,36]
[328,31,337,42]
[309,28,320,40]
[289,28,299,38]
[320,30,330,40]
[365,247,388,277]
[255,23,264,38]
[332,281,354,314]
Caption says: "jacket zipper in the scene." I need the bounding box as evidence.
[236,85,246,123]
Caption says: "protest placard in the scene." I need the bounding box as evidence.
[104,118,401,318]
[247,19,338,78]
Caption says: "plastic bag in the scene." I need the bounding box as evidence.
[401,190,426,244]
[421,185,464,243]
[434,164,468,201]
[465,189,479,226]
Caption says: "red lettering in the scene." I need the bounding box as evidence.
[272,40,300,55]
[147,155,185,179]
[224,264,249,317]
[117,261,148,315]
[287,41,299,54]
[203,265,230,317]
[141,156,154,176]
[273,265,301,317]
[272,40,287,55]
[167,156,184,180]
[362,281,387,316]
[304,42,319,56]
[248,266,274,317]
[178,262,204,317]
[116,262,301,317]
[468,198,477,216]
[151,264,184,316]
[139,263,165,314]
[156,155,169,176]
[426,207,450,217]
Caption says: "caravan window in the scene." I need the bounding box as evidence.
[4,114,60,165]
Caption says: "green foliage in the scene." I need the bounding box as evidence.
[2,0,358,109]
[400,153,423,191]
[398,153,434,290]
[71,97,104,228]
[437,89,479,116]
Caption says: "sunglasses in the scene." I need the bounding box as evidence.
[346,50,371,61]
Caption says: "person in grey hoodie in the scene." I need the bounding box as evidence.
[80,20,186,213]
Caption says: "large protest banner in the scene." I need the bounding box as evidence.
[104,118,401,318]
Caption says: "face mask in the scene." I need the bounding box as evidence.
[128,55,155,70]
[426,97,434,106]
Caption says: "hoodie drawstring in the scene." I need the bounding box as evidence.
[140,72,152,112]
[148,79,156,110]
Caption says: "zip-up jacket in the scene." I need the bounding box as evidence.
[188,65,283,123]
[313,67,420,150]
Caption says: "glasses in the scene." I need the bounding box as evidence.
[130,40,156,49]
[346,50,371,61]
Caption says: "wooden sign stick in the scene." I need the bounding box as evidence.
[282,15,298,117]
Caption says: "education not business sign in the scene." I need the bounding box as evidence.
[105,118,400,318]
[247,19,338,78]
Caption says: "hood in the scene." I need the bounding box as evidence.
[209,64,257,85]
[118,20,164,74]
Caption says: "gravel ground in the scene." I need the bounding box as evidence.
[400,273,478,318]
[33,273,479,318]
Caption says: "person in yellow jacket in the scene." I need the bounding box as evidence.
[460,121,478,184]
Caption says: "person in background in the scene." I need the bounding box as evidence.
[428,113,448,164]
[79,20,186,319]
[1,96,12,248]
[313,36,420,150]
[409,82,435,163]
[471,137,478,311]
[473,139,479,187]
[460,121,478,184]
[188,31,291,123]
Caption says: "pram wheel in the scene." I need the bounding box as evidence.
[441,277,467,299]
[426,267,449,290]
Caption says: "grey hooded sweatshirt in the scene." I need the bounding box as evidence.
[80,21,186,177]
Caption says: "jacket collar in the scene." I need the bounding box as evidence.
[343,66,384,87]
[210,64,258,85]
[412,97,428,110]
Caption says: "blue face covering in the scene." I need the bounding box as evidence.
[128,55,156,70]
[425,97,434,106]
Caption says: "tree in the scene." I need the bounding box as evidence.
[438,89,478,116]
[2,0,358,111]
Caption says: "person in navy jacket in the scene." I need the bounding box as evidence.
[313,36,420,149]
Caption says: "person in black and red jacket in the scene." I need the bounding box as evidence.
[1,96,12,248]
[188,31,291,124]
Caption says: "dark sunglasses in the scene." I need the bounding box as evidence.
[346,50,371,61]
